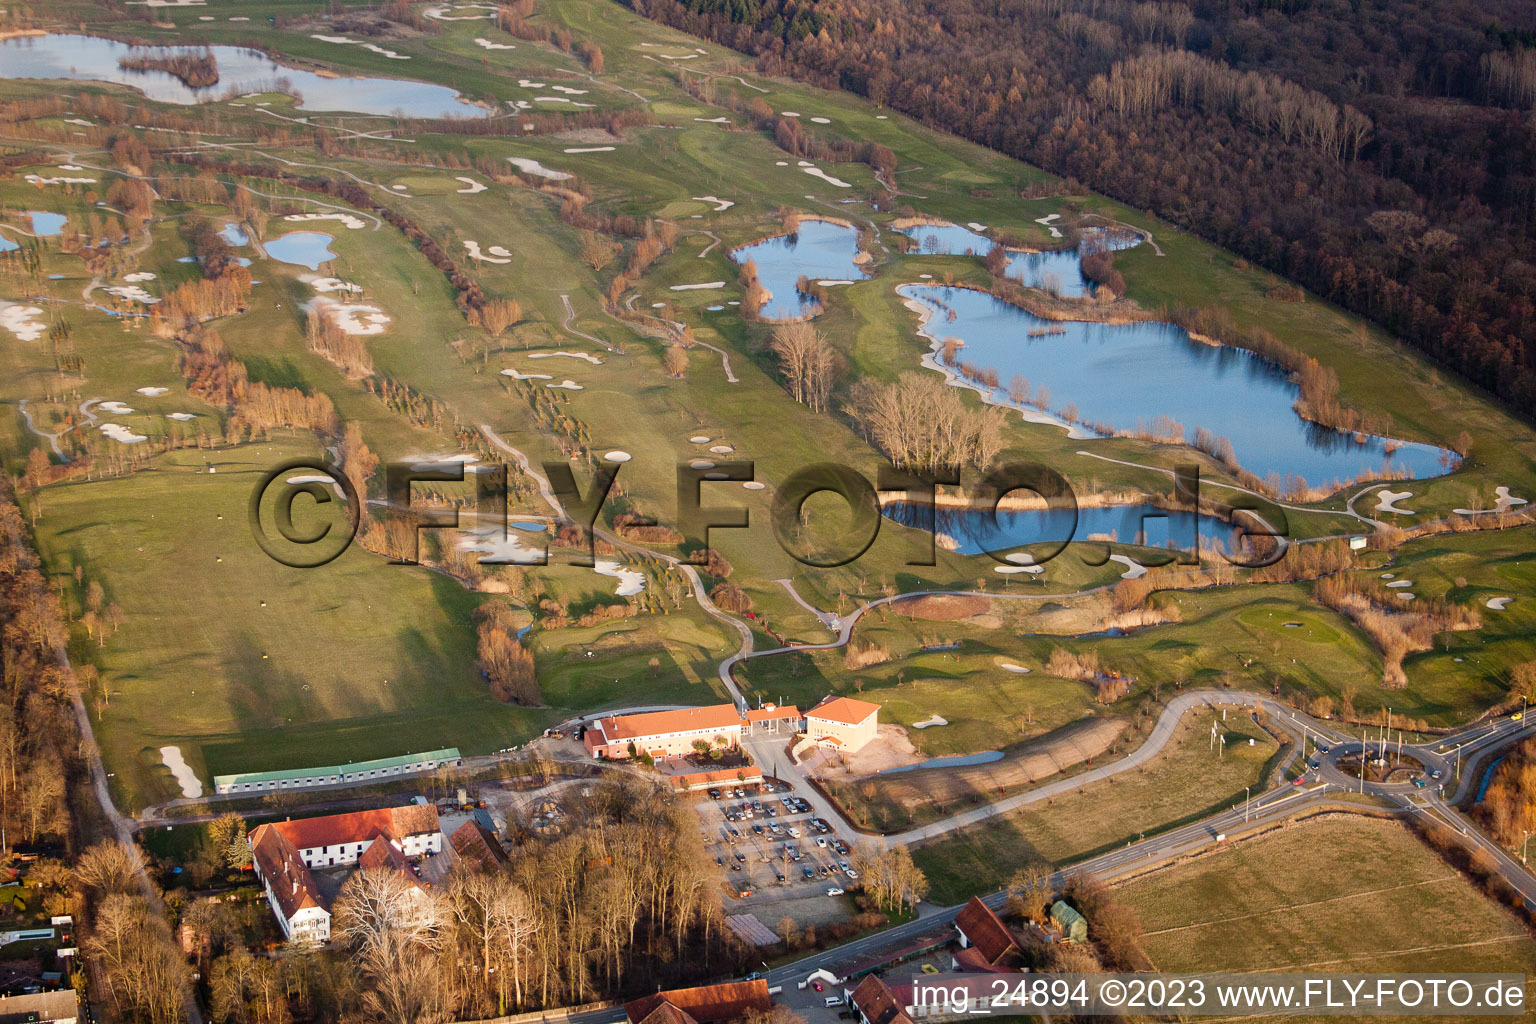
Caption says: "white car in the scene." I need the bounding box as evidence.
[815,837,827,848]
[826,887,845,896]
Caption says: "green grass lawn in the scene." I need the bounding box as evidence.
[911,704,1279,903]
[1119,815,1536,985]
[3,0,1535,820]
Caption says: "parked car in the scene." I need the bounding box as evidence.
[826,887,845,896]
[844,867,859,879]
[803,867,816,879]
[752,824,763,835]
[815,837,827,848]
[813,981,824,992]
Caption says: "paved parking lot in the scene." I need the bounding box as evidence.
[694,783,859,909]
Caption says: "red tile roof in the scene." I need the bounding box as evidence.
[954,897,1021,966]
[597,704,744,742]
[449,819,510,872]
[668,765,763,791]
[270,804,439,852]
[850,976,914,1024]
[624,980,771,1024]
[745,705,801,722]
[250,823,326,922]
[358,835,410,874]
[808,695,879,727]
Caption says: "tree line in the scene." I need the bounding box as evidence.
[625,0,1536,421]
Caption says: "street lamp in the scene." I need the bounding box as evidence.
[1244,787,1250,823]
[1523,831,1532,865]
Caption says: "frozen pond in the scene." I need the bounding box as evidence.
[900,283,1454,487]
[264,231,336,270]
[730,219,865,320]
[0,34,493,118]
[883,501,1232,558]
[28,212,67,236]
[1005,227,1143,298]
[879,750,1004,774]
[897,222,992,255]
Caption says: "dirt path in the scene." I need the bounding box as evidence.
[477,424,752,706]
[559,293,618,353]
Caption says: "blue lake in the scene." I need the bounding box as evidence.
[264,232,336,270]
[28,212,67,236]
[219,223,250,247]
[729,219,865,320]
[0,34,493,119]
[0,232,17,253]
[883,501,1231,557]
[900,283,1454,486]
[1006,227,1143,298]
[879,750,1004,774]
[898,222,992,256]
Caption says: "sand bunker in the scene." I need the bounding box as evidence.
[671,281,725,291]
[709,444,734,453]
[305,295,391,336]
[693,195,734,211]
[1454,486,1529,515]
[168,412,197,421]
[781,111,800,117]
[500,368,554,381]
[545,380,583,390]
[594,560,646,595]
[690,435,711,443]
[58,164,85,171]
[689,460,715,470]
[507,157,571,181]
[455,176,488,194]
[551,85,588,94]
[427,2,498,19]
[159,746,203,798]
[1000,663,1031,674]
[1108,553,1147,579]
[473,37,515,49]
[25,173,97,185]
[105,284,157,304]
[1035,213,1063,238]
[1487,596,1513,610]
[285,212,366,230]
[0,303,46,342]
[457,527,545,565]
[529,350,603,364]
[563,146,614,153]
[810,116,831,124]
[743,481,766,490]
[802,166,851,188]
[99,423,146,443]
[136,386,169,396]
[695,117,730,123]
[1397,593,1416,601]
[305,275,362,294]
[1374,490,1416,515]
[123,272,156,282]
[99,401,135,415]
[604,451,632,462]
[1386,579,1413,588]
[463,240,511,264]
[912,714,949,729]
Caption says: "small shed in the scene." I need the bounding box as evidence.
[1050,900,1087,942]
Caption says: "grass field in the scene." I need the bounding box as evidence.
[2,0,1534,812]
[1118,816,1536,987]
[911,705,1280,902]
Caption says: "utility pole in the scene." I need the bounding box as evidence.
[1244,786,1250,823]
[1360,730,1366,793]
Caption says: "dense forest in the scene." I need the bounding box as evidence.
[622,0,1536,419]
